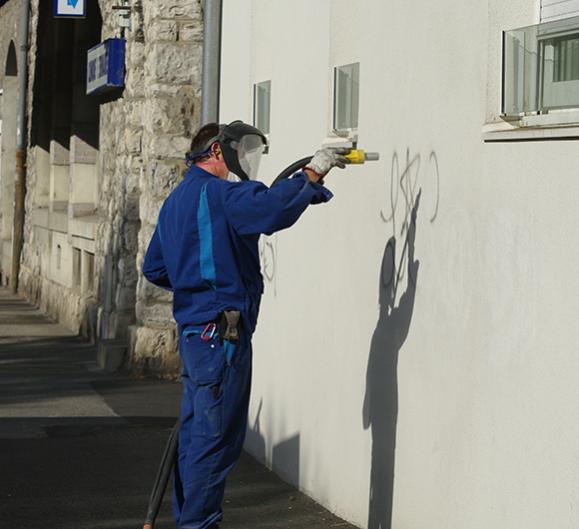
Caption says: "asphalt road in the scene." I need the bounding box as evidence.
[0,289,356,529]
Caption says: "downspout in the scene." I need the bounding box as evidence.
[200,0,222,125]
[11,0,31,293]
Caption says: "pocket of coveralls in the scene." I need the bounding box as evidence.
[194,382,224,439]
[182,335,227,439]
[182,334,226,384]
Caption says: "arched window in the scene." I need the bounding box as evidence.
[5,40,17,76]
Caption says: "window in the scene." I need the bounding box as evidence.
[73,247,82,288]
[503,15,579,115]
[83,251,95,293]
[333,62,360,133]
[253,80,271,135]
[552,35,579,81]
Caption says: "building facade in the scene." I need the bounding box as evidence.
[0,0,202,373]
[220,1,579,528]
[3,1,579,528]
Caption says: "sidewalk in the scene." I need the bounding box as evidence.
[0,288,356,529]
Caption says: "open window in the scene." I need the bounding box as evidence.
[502,15,579,116]
[333,62,359,135]
[253,80,271,135]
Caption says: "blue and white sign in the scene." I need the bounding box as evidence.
[54,0,86,18]
[86,39,126,95]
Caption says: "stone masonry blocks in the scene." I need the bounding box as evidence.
[0,1,21,88]
[178,20,203,42]
[146,42,199,85]
[145,0,202,21]
[144,88,196,136]
[149,19,178,41]
[129,324,181,376]
[15,0,203,377]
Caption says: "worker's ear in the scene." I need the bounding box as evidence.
[210,142,222,159]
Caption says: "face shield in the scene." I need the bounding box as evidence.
[219,121,267,181]
[235,134,265,180]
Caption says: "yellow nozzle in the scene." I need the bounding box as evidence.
[345,149,380,164]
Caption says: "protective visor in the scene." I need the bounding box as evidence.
[233,134,265,181]
[218,121,267,181]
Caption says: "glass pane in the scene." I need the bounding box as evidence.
[542,34,579,109]
[334,63,360,130]
[73,248,82,288]
[253,81,271,135]
[351,63,360,128]
[503,26,540,114]
[552,35,579,81]
[503,15,579,114]
[336,68,350,130]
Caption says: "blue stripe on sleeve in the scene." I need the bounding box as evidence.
[157,218,163,242]
[197,183,217,288]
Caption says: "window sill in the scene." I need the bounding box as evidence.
[482,114,579,142]
[322,129,358,149]
[69,215,99,241]
[71,202,97,218]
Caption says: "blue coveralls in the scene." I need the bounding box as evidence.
[142,164,332,529]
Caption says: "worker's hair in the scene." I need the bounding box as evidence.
[186,123,220,165]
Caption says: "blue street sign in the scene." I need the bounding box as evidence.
[54,0,86,18]
[87,39,126,95]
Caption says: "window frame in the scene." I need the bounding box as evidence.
[253,80,271,136]
[332,62,360,136]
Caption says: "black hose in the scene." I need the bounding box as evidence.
[271,156,313,186]
[143,421,180,529]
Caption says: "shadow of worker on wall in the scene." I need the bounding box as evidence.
[363,190,421,529]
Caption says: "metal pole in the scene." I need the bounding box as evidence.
[11,0,31,293]
[200,0,222,125]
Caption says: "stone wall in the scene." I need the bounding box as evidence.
[15,0,203,376]
[0,1,20,85]
[0,0,21,287]
[91,0,203,374]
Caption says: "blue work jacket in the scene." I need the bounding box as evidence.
[142,165,333,333]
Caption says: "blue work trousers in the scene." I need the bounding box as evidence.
[173,329,252,529]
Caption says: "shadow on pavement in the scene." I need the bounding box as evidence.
[0,288,359,529]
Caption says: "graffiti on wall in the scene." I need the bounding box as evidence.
[380,148,440,290]
[259,234,278,296]
[259,149,440,298]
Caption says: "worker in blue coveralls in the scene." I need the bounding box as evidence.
[142,120,348,529]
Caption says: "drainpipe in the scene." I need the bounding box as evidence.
[11,0,31,293]
[200,0,222,125]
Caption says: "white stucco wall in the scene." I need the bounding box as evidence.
[221,1,579,528]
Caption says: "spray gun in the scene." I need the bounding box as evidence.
[344,149,380,165]
[272,147,380,186]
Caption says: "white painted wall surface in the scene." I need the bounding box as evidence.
[222,1,579,528]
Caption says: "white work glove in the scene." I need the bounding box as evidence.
[305,147,350,176]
